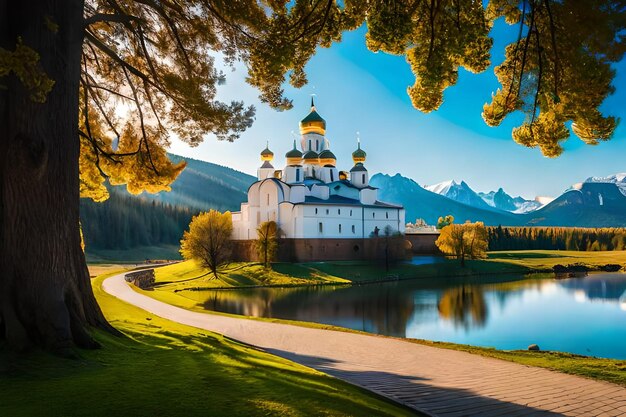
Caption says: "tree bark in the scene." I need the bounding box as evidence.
[0,0,115,353]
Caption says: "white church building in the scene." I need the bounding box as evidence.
[231,99,405,248]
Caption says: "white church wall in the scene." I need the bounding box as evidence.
[278,203,295,237]
[362,208,404,237]
[298,204,366,238]
[248,182,260,207]
[360,188,377,205]
[351,170,369,188]
[258,180,283,224]
[310,184,329,200]
[301,132,325,152]
[289,185,306,203]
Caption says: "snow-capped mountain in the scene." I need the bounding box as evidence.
[479,188,542,214]
[372,172,626,227]
[584,173,626,197]
[425,180,494,210]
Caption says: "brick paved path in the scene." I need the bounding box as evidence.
[104,274,626,416]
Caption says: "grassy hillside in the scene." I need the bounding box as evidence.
[0,272,415,417]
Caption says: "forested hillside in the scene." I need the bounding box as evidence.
[81,155,255,260]
[81,192,194,251]
[488,227,626,251]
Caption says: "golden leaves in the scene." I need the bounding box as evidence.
[485,0,624,157]
[0,38,55,103]
[180,210,233,276]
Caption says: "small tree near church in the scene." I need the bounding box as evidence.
[180,210,233,279]
[256,221,279,268]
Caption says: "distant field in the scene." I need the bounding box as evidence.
[87,264,134,277]
[486,250,626,270]
[85,244,181,263]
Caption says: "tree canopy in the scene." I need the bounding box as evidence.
[256,220,279,268]
[180,210,233,279]
[436,222,489,266]
[69,0,626,204]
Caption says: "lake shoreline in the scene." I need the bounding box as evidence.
[163,259,625,292]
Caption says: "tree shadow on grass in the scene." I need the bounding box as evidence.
[266,349,566,417]
[488,252,567,260]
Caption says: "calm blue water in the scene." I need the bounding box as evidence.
[196,272,626,359]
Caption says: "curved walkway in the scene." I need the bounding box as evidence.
[103,274,626,417]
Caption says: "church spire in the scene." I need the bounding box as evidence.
[260,140,274,162]
[352,135,366,164]
[299,98,326,135]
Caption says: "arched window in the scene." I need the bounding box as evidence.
[315,208,318,214]
[362,173,366,183]
[296,169,300,182]
[308,139,312,150]
[351,225,355,233]
[372,212,375,218]
[326,209,329,215]
[339,224,342,233]
[350,210,352,216]
[330,170,334,182]
[338,209,341,215]
[386,212,389,219]
[319,222,323,233]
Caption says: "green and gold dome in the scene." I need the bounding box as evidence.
[260,141,274,162]
[352,141,366,164]
[299,98,326,135]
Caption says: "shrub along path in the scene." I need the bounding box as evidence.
[104,273,626,417]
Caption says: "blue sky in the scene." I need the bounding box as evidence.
[169,20,626,200]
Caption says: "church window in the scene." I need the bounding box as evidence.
[326,209,329,215]
[330,170,334,182]
[338,209,341,215]
[351,225,355,233]
[315,208,318,214]
[386,212,389,219]
[339,224,342,233]
[308,139,312,150]
[372,212,375,218]
[350,210,352,216]
[296,169,300,182]
[266,194,270,205]
[319,222,323,233]
[362,174,366,183]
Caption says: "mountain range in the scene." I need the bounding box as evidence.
[373,172,626,227]
[425,179,542,213]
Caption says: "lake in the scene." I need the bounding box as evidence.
[194,270,626,359]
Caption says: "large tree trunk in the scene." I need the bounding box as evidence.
[0,0,114,353]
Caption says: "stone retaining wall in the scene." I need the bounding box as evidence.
[124,269,156,289]
[232,237,408,262]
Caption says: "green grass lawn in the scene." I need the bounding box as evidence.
[153,260,350,290]
[0,271,417,417]
[411,339,626,387]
